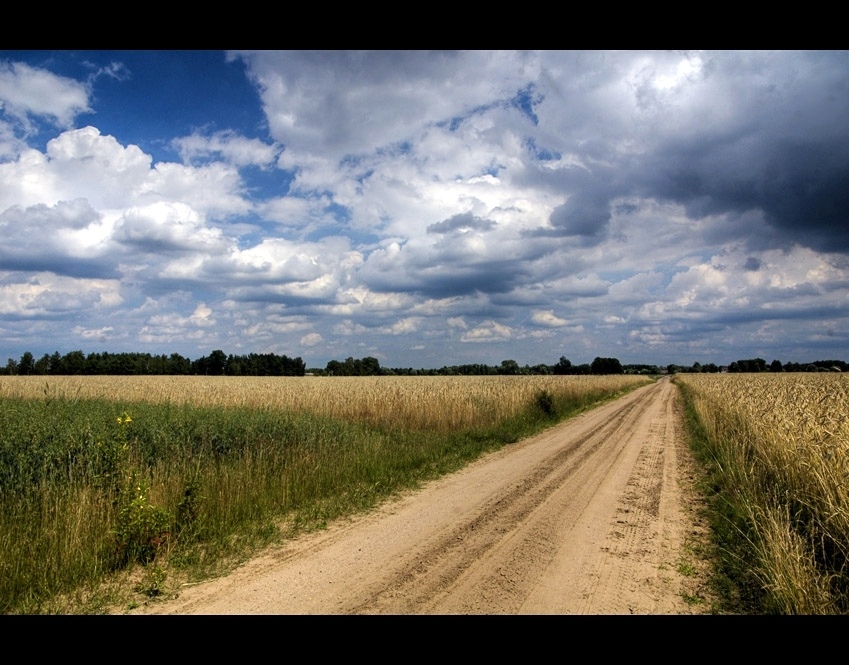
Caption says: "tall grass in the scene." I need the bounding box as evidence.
[0,374,648,613]
[675,373,849,614]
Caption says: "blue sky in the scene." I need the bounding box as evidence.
[1,50,848,369]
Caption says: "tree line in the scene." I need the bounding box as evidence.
[2,350,305,376]
[316,355,847,376]
[318,356,629,376]
[2,350,845,377]
[727,358,848,373]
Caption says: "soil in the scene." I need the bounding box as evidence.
[129,376,717,615]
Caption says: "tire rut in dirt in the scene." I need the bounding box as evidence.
[569,382,674,613]
[343,384,664,614]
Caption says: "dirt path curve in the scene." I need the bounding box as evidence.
[134,376,712,615]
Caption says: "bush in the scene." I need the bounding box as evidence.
[534,390,556,417]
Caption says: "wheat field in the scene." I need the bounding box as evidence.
[675,372,849,613]
[0,373,648,434]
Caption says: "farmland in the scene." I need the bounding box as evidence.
[5,371,846,614]
[0,373,648,613]
[0,374,648,434]
[674,372,849,613]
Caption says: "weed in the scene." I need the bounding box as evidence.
[112,474,171,567]
[682,592,704,606]
[135,565,167,598]
[678,561,697,577]
[175,478,202,537]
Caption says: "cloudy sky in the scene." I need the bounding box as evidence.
[1,50,847,369]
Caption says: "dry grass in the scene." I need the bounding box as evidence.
[675,372,849,613]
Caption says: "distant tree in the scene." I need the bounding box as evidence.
[360,356,381,376]
[169,353,192,374]
[325,359,343,376]
[197,349,227,375]
[34,354,50,375]
[730,358,767,372]
[325,356,380,376]
[62,350,87,374]
[812,360,848,372]
[18,351,34,375]
[552,357,572,375]
[770,359,784,372]
[499,359,520,375]
[48,351,63,374]
[211,350,228,375]
[591,357,623,375]
[226,355,242,375]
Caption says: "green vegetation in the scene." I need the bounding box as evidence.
[0,375,644,614]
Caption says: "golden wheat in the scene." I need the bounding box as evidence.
[0,374,647,434]
[676,372,849,613]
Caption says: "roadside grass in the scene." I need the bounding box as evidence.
[668,445,726,614]
[677,379,774,613]
[0,375,649,614]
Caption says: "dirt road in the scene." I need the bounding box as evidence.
[133,376,714,614]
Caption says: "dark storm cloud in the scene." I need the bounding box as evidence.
[645,139,849,253]
[758,141,849,250]
[520,184,614,248]
[719,302,845,326]
[0,254,116,279]
[510,51,849,259]
[544,191,611,242]
[412,265,523,298]
[632,51,849,254]
[362,252,528,299]
[427,212,497,235]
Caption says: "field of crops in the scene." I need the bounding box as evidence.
[0,373,649,613]
[674,372,849,614]
[0,374,649,434]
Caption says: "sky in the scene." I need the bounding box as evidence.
[0,50,848,370]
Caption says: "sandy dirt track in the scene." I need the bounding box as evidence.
[133,376,713,615]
